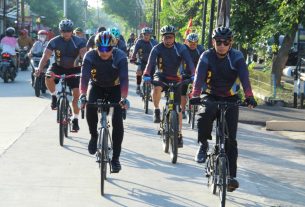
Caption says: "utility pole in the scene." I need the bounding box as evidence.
[3,0,6,30]
[97,0,100,23]
[21,0,25,29]
[152,0,156,36]
[83,0,88,30]
[16,0,19,31]
[201,0,208,47]
[208,0,216,48]
[63,0,67,18]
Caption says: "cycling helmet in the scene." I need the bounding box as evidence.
[5,27,15,37]
[130,32,135,36]
[160,25,176,35]
[108,27,120,39]
[38,30,48,35]
[95,31,116,47]
[38,30,48,42]
[141,27,152,34]
[58,19,74,31]
[186,33,199,42]
[212,27,233,40]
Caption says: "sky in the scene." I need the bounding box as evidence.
[87,0,102,8]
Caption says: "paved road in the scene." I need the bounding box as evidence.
[0,65,305,207]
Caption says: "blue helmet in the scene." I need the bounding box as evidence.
[186,33,199,42]
[108,27,121,39]
[95,31,116,47]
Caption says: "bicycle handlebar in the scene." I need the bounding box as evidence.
[189,97,243,107]
[151,78,192,88]
[45,73,81,79]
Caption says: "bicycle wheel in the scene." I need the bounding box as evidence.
[169,111,178,164]
[191,105,196,129]
[219,156,227,207]
[144,84,149,114]
[34,76,41,97]
[59,98,66,146]
[161,108,169,153]
[64,102,72,137]
[100,128,108,196]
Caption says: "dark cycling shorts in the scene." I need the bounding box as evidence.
[47,63,81,89]
[137,61,147,72]
[153,74,182,105]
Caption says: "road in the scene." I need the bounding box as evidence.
[0,65,304,207]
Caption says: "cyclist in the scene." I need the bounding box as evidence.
[192,27,257,191]
[0,27,19,68]
[36,19,87,132]
[127,32,136,56]
[130,27,158,94]
[143,25,195,148]
[180,33,204,119]
[79,31,129,173]
[86,26,106,50]
[109,27,127,53]
[73,27,87,43]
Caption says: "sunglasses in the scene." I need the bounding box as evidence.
[215,40,231,46]
[61,30,72,33]
[164,35,175,39]
[97,46,113,53]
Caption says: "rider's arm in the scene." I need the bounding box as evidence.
[143,45,158,76]
[79,46,87,60]
[38,48,52,72]
[131,41,140,60]
[192,54,208,97]
[118,57,129,98]
[79,52,91,94]
[236,56,254,98]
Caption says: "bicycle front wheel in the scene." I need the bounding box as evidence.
[219,156,227,207]
[64,102,72,138]
[144,84,149,114]
[161,108,169,153]
[100,128,108,196]
[191,105,197,129]
[169,111,178,164]
[59,98,67,146]
[34,76,41,97]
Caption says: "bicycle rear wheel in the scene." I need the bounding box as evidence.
[169,111,178,164]
[34,76,41,97]
[219,156,227,207]
[100,128,108,196]
[59,98,66,146]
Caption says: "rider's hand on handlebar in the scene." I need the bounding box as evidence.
[35,68,43,77]
[78,94,87,109]
[244,96,257,109]
[143,76,151,83]
[120,98,130,110]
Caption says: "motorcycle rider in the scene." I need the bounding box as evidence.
[17,29,33,50]
[0,27,19,69]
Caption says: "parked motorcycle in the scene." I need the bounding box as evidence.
[19,46,30,71]
[30,53,48,97]
[0,52,17,83]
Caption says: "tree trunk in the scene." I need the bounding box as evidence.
[272,26,298,86]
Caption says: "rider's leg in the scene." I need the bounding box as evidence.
[136,65,143,94]
[180,83,188,119]
[152,85,162,123]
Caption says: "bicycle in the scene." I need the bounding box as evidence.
[85,99,122,196]
[46,73,80,146]
[155,79,191,164]
[190,97,241,207]
[142,81,152,114]
[185,83,197,129]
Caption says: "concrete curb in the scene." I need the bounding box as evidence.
[266,120,305,131]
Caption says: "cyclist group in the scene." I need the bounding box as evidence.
[35,19,257,191]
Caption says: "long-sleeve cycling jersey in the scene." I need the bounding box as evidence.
[180,44,204,75]
[116,39,127,53]
[144,42,195,80]
[192,48,253,98]
[131,39,158,62]
[80,48,129,98]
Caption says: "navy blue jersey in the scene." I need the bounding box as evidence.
[131,39,158,62]
[193,48,253,97]
[117,39,127,53]
[80,48,129,97]
[46,35,86,68]
[181,44,204,75]
[144,42,195,80]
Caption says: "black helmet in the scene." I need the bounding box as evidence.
[58,19,74,31]
[186,33,199,42]
[5,27,15,37]
[212,27,233,40]
[160,25,176,35]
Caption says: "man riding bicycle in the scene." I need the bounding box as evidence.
[130,27,158,94]
[79,31,129,173]
[143,25,195,148]
[36,19,87,132]
[180,33,204,119]
[192,27,257,191]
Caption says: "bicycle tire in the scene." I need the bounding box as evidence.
[144,84,149,114]
[191,105,196,129]
[100,128,108,196]
[34,76,41,97]
[219,156,227,207]
[169,111,178,164]
[187,101,191,124]
[59,98,66,146]
[64,102,71,137]
[161,108,169,153]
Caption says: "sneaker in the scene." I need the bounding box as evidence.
[111,159,122,173]
[153,109,161,123]
[178,133,183,148]
[51,95,57,110]
[136,85,141,95]
[182,111,187,119]
[227,177,239,192]
[72,118,80,131]
[194,141,209,163]
[88,134,98,155]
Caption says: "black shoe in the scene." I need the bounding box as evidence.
[88,135,98,155]
[153,109,161,123]
[136,85,141,95]
[72,118,80,131]
[178,133,183,148]
[111,159,122,173]
[182,111,187,119]
[51,95,57,110]
[227,177,239,192]
[195,141,208,163]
